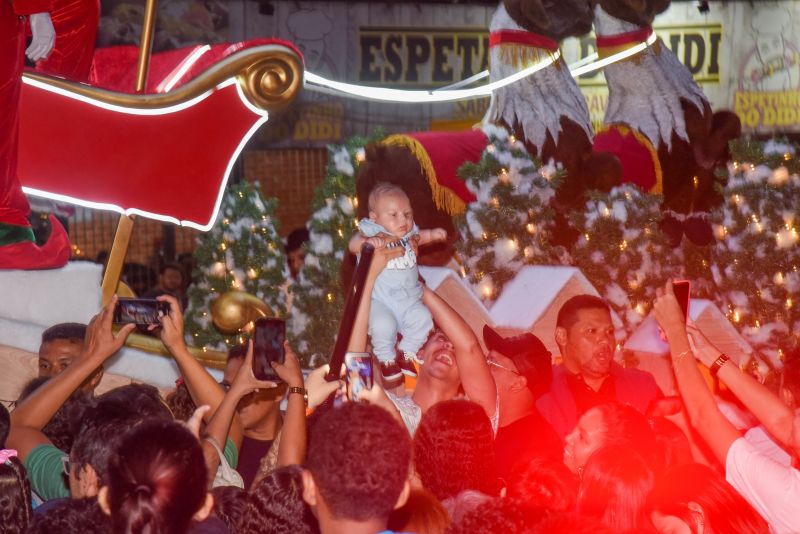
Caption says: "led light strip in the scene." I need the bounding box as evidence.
[23,75,212,116]
[305,49,561,103]
[157,44,212,93]
[304,32,655,103]
[21,77,268,231]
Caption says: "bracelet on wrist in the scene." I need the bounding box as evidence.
[709,353,730,377]
[288,386,308,407]
[673,349,692,367]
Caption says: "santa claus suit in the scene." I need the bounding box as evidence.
[0,0,70,268]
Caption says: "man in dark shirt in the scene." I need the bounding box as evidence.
[536,295,662,440]
[483,326,561,480]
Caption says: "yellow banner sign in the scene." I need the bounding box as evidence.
[358,27,489,85]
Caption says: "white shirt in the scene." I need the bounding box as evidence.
[387,390,500,436]
[744,425,793,467]
[726,437,800,534]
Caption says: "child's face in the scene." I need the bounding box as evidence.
[369,193,414,237]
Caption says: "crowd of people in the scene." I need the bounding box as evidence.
[1,229,799,534]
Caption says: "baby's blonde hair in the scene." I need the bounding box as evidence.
[368,182,409,212]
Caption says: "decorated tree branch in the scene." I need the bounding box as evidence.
[185,181,287,351]
[569,184,685,331]
[456,125,567,304]
[709,139,800,359]
[289,135,372,365]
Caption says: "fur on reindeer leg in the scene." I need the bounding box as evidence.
[484,0,621,246]
[592,0,740,247]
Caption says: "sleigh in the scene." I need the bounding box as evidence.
[12,22,303,371]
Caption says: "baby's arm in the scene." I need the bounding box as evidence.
[417,227,448,246]
[349,232,389,254]
[348,232,367,255]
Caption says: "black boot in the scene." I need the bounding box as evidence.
[683,214,714,246]
[659,212,684,248]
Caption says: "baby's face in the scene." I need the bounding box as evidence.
[370,193,414,237]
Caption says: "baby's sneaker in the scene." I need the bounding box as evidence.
[380,361,403,388]
[396,351,419,378]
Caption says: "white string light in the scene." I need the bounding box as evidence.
[157,44,212,93]
[304,49,561,103]
[303,32,656,103]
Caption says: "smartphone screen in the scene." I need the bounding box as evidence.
[673,280,691,322]
[113,298,170,325]
[345,352,373,402]
[252,318,285,382]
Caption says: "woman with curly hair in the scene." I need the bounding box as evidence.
[0,448,32,534]
[413,399,499,509]
[1,403,32,534]
[239,465,318,534]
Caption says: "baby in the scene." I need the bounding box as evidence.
[348,182,447,385]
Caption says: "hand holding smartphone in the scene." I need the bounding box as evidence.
[345,352,373,402]
[252,318,286,382]
[113,298,170,325]
[672,280,691,322]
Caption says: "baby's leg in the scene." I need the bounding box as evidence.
[368,298,399,363]
[397,298,434,358]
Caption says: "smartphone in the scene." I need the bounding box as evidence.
[113,298,170,325]
[673,280,691,322]
[252,318,285,382]
[345,352,373,402]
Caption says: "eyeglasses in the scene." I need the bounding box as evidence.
[487,359,520,376]
[61,455,72,477]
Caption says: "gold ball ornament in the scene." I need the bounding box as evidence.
[211,290,273,334]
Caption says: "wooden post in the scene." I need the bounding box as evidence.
[99,0,158,305]
[101,215,135,305]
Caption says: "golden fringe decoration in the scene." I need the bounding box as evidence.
[382,134,467,216]
[496,44,559,70]
[597,124,663,194]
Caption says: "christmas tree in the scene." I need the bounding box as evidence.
[709,139,800,360]
[569,184,685,331]
[289,135,370,365]
[185,181,288,351]
[455,125,567,304]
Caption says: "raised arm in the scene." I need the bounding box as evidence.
[9,296,135,459]
[421,286,496,418]
[157,295,244,448]
[200,341,277,485]
[652,281,741,465]
[271,343,307,467]
[687,324,800,457]
[348,232,368,255]
[346,244,405,420]
[347,243,404,353]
